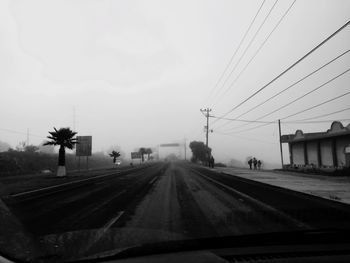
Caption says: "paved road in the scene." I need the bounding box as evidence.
[4,161,350,260]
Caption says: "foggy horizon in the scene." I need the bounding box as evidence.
[1,0,350,165]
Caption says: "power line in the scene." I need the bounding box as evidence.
[216,0,297,105]
[284,119,350,124]
[210,0,279,106]
[214,131,278,145]
[281,90,350,120]
[227,90,350,134]
[211,112,350,125]
[289,106,350,122]
[248,67,350,123]
[0,128,46,139]
[224,67,350,132]
[205,0,266,104]
[211,116,272,124]
[213,116,350,125]
[213,19,350,126]
[223,48,350,123]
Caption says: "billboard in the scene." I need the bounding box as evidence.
[76,136,92,156]
[131,152,141,159]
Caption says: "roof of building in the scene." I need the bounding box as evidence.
[281,121,350,143]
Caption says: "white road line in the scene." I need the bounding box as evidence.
[84,211,125,253]
[148,176,158,185]
[192,169,310,228]
[10,166,147,198]
[102,211,125,232]
[10,171,121,197]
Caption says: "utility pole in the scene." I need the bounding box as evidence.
[200,108,213,155]
[278,119,284,169]
[73,106,76,131]
[26,128,29,146]
[184,137,187,161]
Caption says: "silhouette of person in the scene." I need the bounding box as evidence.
[253,157,257,170]
[248,158,253,170]
[210,156,215,168]
[257,160,262,170]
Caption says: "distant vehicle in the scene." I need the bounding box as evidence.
[115,159,122,166]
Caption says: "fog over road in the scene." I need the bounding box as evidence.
[4,161,350,259]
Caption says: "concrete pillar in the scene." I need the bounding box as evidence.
[317,140,322,168]
[304,141,308,165]
[332,138,338,168]
[289,143,293,165]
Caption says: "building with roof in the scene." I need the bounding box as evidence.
[281,121,350,169]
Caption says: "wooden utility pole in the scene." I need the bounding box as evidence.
[200,108,212,150]
[278,119,284,169]
[200,108,213,166]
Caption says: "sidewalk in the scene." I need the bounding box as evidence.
[214,167,350,205]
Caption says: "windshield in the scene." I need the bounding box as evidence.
[1,0,350,262]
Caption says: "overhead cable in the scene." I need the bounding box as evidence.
[216,0,297,104]
[210,0,279,106]
[214,19,350,125]
[205,0,266,104]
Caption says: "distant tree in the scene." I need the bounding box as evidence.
[145,148,152,160]
[106,145,125,160]
[189,141,211,164]
[138,147,146,162]
[15,141,27,152]
[109,150,121,165]
[24,145,39,153]
[43,127,77,177]
[0,140,11,152]
[38,140,55,154]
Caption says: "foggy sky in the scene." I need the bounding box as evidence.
[1,0,349,165]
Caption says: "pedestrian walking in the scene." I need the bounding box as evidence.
[257,160,262,170]
[210,156,215,168]
[248,158,252,170]
[253,157,257,170]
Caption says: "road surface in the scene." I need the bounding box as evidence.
[3,161,350,260]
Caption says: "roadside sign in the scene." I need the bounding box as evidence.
[131,152,141,159]
[76,136,92,156]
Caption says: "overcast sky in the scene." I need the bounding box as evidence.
[1,0,349,164]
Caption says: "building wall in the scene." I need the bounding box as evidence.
[336,137,350,167]
[292,142,304,165]
[307,141,318,166]
[320,139,333,166]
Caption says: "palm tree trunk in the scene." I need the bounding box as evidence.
[57,145,66,176]
[58,145,65,166]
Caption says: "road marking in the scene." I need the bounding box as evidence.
[103,211,124,231]
[148,176,158,185]
[192,169,310,228]
[84,211,125,253]
[10,171,121,197]
[10,165,155,198]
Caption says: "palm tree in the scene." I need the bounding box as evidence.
[138,147,146,162]
[44,127,77,177]
[109,150,121,166]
